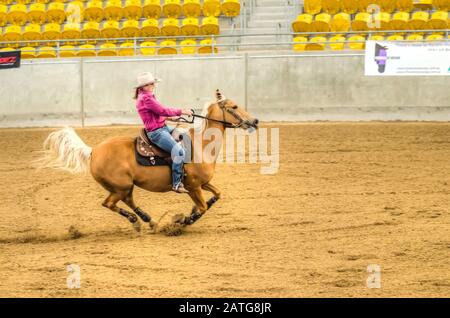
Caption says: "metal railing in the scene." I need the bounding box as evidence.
[1,29,449,57]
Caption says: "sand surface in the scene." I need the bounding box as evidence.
[0,123,449,297]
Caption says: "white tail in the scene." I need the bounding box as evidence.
[35,127,92,174]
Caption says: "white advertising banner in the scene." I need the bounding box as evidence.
[365,40,450,76]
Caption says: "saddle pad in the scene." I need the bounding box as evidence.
[134,139,170,167]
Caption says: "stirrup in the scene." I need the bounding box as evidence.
[172,183,189,194]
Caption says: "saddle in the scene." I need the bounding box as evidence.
[135,128,184,166]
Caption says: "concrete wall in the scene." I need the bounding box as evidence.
[1,53,449,127]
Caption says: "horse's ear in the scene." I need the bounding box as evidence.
[216,89,222,101]
[216,89,225,102]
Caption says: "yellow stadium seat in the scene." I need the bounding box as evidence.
[7,4,27,26]
[182,0,201,18]
[46,2,66,24]
[221,0,240,17]
[397,0,414,11]
[379,0,396,12]
[141,19,160,36]
[391,11,409,30]
[163,0,181,18]
[202,0,221,17]
[3,25,21,41]
[357,0,373,12]
[305,36,326,50]
[292,36,308,51]
[347,35,366,50]
[85,0,104,22]
[292,14,312,32]
[22,24,41,41]
[370,35,385,41]
[373,12,391,30]
[406,33,423,41]
[329,35,345,50]
[101,20,121,38]
[351,12,371,31]
[409,11,429,30]
[387,34,404,41]
[180,38,196,54]
[340,0,357,14]
[42,23,61,41]
[321,0,340,14]
[66,1,85,23]
[0,0,12,4]
[0,5,6,27]
[200,16,219,35]
[330,12,350,32]
[98,42,117,56]
[140,41,157,55]
[413,0,433,10]
[158,39,177,54]
[426,33,444,41]
[432,0,450,10]
[20,46,36,58]
[62,22,81,40]
[118,42,135,56]
[181,17,200,36]
[60,45,76,57]
[124,0,142,20]
[311,13,331,32]
[77,44,97,56]
[161,18,179,36]
[121,19,140,38]
[428,11,448,30]
[82,21,101,39]
[198,38,218,54]
[37,46,57,58]
[27,3,46,25]
[104,0,123,21]
[16,0,32,3]
[36,0,51,3]
[0,47,16,52]
[143,0,161,19]
[303,0,321,14]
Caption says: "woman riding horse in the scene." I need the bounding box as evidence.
[134,72,193,193]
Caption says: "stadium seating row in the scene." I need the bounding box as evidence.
[292,10,449,32]
[293,33,450,51]
[0,38,218,57]
[0,17,220,42]
[303,0,449,14]
[0,0,240,26]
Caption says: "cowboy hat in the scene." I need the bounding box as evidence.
[136,72,162,88]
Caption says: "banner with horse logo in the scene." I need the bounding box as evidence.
[0,50,21,69]
[365,40,450,76]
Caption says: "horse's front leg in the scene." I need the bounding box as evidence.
[182,188,208,225]
[187,182,221,219]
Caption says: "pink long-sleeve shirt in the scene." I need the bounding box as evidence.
[136,90,182,132]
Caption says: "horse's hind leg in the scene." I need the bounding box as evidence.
[102,192,141,232]
[122,187,157,232]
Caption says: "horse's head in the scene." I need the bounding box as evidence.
[208,89,259,131]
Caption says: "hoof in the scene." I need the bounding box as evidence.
[172,213,187,225]
[132,220,141,233]
[148,220,158,234]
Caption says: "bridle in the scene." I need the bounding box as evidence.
[176,99,246,129]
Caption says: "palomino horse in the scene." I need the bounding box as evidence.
[37,90,259,232]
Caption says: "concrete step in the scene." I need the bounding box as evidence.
[256,0,286,6]
[253,6,286,14]
[247,19,284,28]
[241,27,279,34]
[251,12,287,21]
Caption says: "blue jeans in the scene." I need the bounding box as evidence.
[147,125,185,187]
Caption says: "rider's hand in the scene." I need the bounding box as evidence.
[182,109,193,116]
[166,116,180,121]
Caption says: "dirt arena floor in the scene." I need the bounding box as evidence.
[0,122,449,298]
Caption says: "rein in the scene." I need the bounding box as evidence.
[175,102,245,129]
